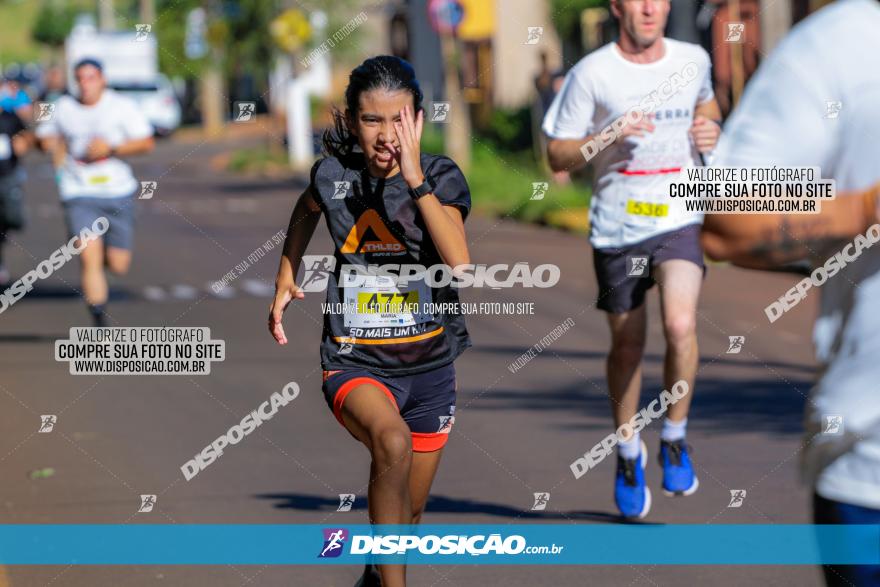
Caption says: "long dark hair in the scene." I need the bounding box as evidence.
[322,55,424,159]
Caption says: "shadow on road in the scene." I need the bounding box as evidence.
[255,492,656,524]
[0,333,69,343]
[461,376,810,436]
[0,285,133,302]
[474,344,817,374]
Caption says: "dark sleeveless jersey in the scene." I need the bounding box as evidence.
[308,152,472,376]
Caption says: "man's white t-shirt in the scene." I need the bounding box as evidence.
[713,0,880,509]
[36,90,152,201]
[542,38,714,248]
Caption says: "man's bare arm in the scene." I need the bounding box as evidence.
[701,184,880,269]
[546,136,596,173]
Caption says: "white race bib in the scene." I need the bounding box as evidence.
[342,273,433,329]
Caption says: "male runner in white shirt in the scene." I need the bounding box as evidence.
[37,59,154,326]
[543,0,721,519]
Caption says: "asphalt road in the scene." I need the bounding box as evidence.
[0,136,824,586]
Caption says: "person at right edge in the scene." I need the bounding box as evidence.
[701,1,880,584]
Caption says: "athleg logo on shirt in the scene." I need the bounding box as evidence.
[332,181,350,199]
[340,209,405,254]
[318,528,348,558]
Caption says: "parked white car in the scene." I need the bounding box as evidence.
[112,74,182,136]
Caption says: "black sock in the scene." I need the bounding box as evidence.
[88,303,107,327]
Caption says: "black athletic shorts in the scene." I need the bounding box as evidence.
[321,362,457,452]
[593,223,705,314]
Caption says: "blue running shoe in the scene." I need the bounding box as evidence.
[615,440,651,519]
[658,439,699,496]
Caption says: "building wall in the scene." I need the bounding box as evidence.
[492,0,563,109]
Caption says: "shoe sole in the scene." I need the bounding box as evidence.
[663,475,700,497]
[622,440,652,520]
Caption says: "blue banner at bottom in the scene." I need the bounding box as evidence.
[1,524,878,565]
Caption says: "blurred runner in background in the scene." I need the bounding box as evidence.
[36,58,154,326]
[543,0,721,519]
[0,104,33,286]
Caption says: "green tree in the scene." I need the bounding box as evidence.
[31,0,78,48]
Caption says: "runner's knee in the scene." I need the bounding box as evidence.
[610,335,645,365]
[663,314,696,347]
[370,426,412,467]
[106,253,131,275]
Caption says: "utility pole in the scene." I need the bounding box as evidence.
[200,1,226,137]
[139,0,156,25]
[98,0,117,31]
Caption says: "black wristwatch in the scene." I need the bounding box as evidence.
[408,177,435,201]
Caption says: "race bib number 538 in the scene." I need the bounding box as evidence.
[626,199,668,217]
